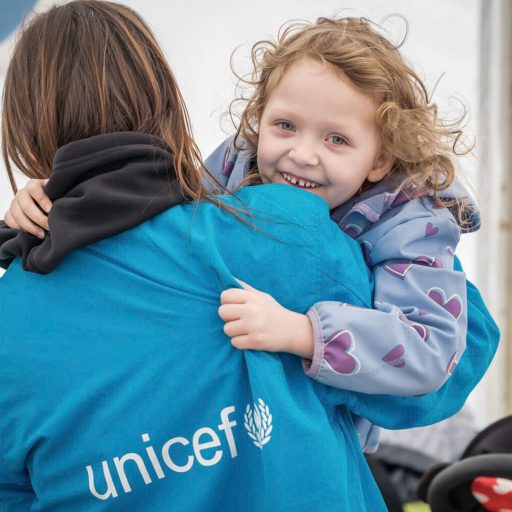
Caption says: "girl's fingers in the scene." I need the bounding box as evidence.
[26,179,52,213]
[10,200,45,238]
[220,288,248,305]
[230,335,251,350]
[18,191,49,230]
[223,320,247,338]
[3,209,21,230]
[218,303,245,322]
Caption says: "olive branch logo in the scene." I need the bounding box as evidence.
[244,398,273,449]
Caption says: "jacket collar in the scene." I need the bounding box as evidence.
[331,177,480,233]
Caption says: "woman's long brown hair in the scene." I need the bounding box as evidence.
[2,0,229,210]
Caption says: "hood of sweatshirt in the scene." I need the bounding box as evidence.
[0,132,187,274]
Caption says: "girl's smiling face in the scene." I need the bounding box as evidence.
[257,57,392,209]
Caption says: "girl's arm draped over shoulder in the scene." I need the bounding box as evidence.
[305,201,467,396]
[327,266,499,428]
[207,138,471,396]
[314,205,498,429]
[208,137,498,434]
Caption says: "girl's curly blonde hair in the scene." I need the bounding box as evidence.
[232,16,470,200]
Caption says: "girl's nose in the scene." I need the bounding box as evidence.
[289,146,319,167]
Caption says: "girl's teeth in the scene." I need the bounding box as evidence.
[282,172,318,188]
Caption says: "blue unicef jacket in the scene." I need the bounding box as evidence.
[0,134,499,511]
[205,137,500,449]
[0,134,386,511]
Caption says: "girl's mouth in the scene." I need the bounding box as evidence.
[280,172,320,189]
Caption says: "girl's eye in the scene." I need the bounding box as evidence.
[328,135,346,145]
[277,121,295,132]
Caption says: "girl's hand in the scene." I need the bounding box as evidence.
[219,279,314,359]
[4,179,51,239]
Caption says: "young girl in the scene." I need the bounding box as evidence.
[209,17,475,398]
[4,15,498,450]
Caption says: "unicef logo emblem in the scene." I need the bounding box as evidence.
[244,398,273,449]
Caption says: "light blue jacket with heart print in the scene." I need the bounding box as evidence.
[205,137,496,450]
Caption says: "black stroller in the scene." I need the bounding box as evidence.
[367,415,512,512]
[418,414,512,511]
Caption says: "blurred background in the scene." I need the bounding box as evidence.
[0,0,510,433]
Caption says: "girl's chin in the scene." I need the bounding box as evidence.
[260,176,273,185]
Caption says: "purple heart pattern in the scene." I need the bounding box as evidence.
[427,288,463,319]
[323,330,360,375]
[385,256,446,280]
[391,190,411,208]
[425,222,439,237]
[342,223,362,239]
[391,187,429,208]
[411,322,430,341]
[222,159,234,177]
[382,344,405,368]
[414,256,445,268]
[398,312,430,341]
[383,263,413,280]
[446,352,458,375]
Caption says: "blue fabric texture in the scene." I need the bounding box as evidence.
[1,185,394,511]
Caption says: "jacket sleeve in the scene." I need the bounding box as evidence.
[304,203,468,396]
[329,265,499,428]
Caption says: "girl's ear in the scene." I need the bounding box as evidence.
[367,149,394,183]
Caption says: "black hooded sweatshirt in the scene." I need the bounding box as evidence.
[0,132,188,274]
